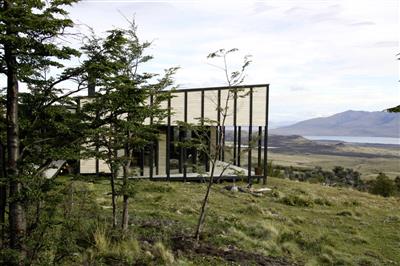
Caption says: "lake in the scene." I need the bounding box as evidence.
[304,136,400,145]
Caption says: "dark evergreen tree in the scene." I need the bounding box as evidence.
[0,0,82,261]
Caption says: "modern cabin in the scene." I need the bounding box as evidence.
[78,84,270,183]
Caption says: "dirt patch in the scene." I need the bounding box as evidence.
[171,236,296,266]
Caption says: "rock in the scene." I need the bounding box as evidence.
[238,187,247,193]
[253,187,272,193]
[231,186,239,192]
[223,185,239,192]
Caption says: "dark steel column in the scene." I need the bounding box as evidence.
[95,156,99,177]
[237,126,241,167]
[166,97,171,180]
[233,90,237,165]
[179,129,183,174]
[258,126,262,171]
[191,131,196,173]
[263,85,269,185]
[155,140,159,175]
[150,95,154,180]
[205,127,210,172]
[217,89,221,160]
[216,126,219,160]
[140,149,144,176]
[222,126,225,161]
[183,91,188,181]
[201,90,208,172]
[201,90,205,125]
[217,89,221,124]
[149,143,154,178]
[248,88,253,184]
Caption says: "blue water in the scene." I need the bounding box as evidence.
[304,136,400,145]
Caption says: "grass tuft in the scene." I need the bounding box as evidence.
[237,203,265,216]
[280,194,314,207]
[313,197,333,206]
[152,242,175,265]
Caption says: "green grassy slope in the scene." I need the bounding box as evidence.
[79,176,400,265]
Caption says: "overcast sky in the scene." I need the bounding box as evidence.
[68,0,399,125]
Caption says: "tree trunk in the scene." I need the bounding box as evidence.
[194,163,216,242]
[121,164,129,232]
[4,1,26,258]
[0,143,7,247]
[121,195,129,231]
[121,133,133,233]
[6,49,26,259]
[110,171,117,228]
[194,123,225,242]
[6,56,26,256]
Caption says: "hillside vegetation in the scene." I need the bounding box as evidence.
[263,135,400,179]
[16,176,399,265]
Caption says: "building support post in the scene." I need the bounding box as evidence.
[150,95,154,180]
[222,126,225,161]
[248,87,253,184]
[263,85,269,185]
[140,149,144,176]
[205,127,210,173]
[183,91,188,181]
[217,89,221,160]
[166,97,171,180]
[201,90,209,174]
[233,90,237,165]
[257,126,262,182]
[155,140,159,176]
[238,126,241,167]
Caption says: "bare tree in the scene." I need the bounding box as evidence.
[189,48,252,241]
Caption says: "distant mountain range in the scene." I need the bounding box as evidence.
[270,110,400,138]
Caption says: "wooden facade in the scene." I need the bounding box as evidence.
[79,84,270,183]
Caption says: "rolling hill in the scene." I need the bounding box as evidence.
[271,110,400,138]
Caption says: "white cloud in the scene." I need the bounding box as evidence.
[65,0,399,122]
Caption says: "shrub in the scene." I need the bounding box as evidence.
[280,194,314,207]
[369,173,396,197]
[332,166,362,187]
[0,249,20,265]
[265,161,283,178]
[313,197,332,206]
[395,176,400,192]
